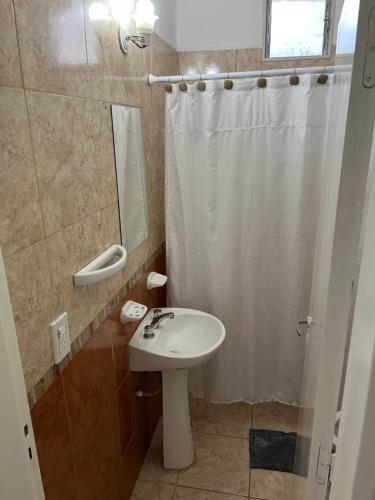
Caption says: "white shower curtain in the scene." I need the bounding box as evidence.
[165,74,351,404]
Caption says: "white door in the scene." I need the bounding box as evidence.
[0,248,45,500]
[295,0,375,498]
[329,130,375,500]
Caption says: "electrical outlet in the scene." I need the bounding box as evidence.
[50,312,71,364]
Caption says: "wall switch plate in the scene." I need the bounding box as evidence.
[50,312,71,364]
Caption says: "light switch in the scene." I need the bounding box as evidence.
[50,312,71,364]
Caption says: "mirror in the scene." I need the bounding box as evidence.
[111,105,149,253]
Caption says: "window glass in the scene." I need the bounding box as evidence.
[267,0,329,58]
[336,0,359,54]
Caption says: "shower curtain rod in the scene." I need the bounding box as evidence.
[148,64,352,85]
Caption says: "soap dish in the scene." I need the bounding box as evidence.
[147,272,168,290]
[120,301,148,324]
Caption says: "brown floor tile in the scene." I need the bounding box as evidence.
[31,375,78,500]
[250,469,305,500]
[190,396,253,438]
[62,324,116,461]
[253,402,298,433]
[138,428,178,485]
[174,486,247,499]
[131,480,175,500]
[177,433,249,497]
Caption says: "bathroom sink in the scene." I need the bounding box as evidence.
[128,307,226,470]
[129,307,226,372]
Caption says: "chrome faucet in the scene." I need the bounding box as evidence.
[143,309,175,339]
[150,309,175,329]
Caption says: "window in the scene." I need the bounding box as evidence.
[265,0,332,59]
[336,0,360,54]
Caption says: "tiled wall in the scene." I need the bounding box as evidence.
[178,47,353,75]
[0,0,178,399]
[31,252,167,500]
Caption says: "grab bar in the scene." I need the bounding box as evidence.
[73,244,127,287]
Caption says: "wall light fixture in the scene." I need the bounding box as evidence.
[117,0,159,53]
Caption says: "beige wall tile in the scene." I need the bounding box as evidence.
[152,34,178,77]
[4,240,54,392]
[26,91,117,235]
[136,179,164,267]
[46,205,120,342]
[237,48,297,71]
[0,87,44,257]
[2,0,176,397]
[101,202,141,300]
[0,0,22,87]
[13,0,89,96]
[106,247,139,300]
[297,57,335,68]
[148,35,178,183]
[178,50,237,75]
[83,0,151,107]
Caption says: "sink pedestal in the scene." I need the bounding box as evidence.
[162,369,194,469]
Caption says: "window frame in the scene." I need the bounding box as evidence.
[263,0,334,61]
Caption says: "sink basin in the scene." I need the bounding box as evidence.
[128,307,226,470]
[129,307,226,372]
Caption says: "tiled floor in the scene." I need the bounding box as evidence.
[131,397,306,500]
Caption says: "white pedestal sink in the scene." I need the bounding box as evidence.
[128,308,226,469]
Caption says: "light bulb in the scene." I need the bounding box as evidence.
[135,0,155,16]
[88,2,110,20]
[133,0,158,33]
[110,0,133,23]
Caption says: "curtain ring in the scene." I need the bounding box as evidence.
[317,65,329,84]
[196,75,206,91]
[178,77,188,92]
[224,79,233,89]
[289,68,300,86]
[165,76,173,93]
[257,70,267,88]
[224,73,233,89]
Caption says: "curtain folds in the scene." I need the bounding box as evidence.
[165,74,351,404]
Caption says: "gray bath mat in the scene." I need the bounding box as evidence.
[250,429,296,473]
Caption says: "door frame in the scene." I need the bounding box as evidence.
[304,0,375,497]
[329,140,375,500]
[0,248,45,499]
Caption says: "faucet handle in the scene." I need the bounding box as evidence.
[143,325,155,339]
[153,308,162,318]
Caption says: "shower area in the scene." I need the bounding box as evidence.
[165,70,349,405]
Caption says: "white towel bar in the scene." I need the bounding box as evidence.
[73,244,127,287]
